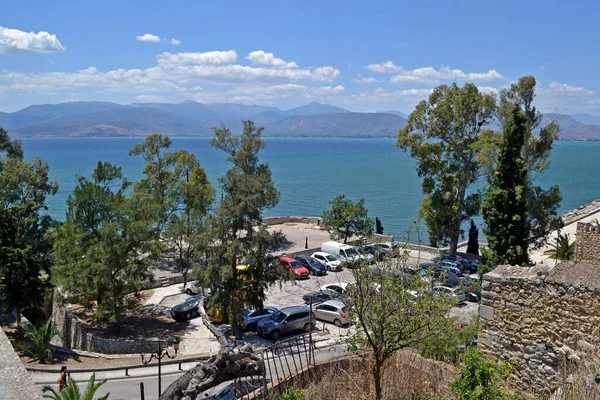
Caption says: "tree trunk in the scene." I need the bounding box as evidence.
[15,308,21,325]
[373,355,384,400]
[159,346,264,400]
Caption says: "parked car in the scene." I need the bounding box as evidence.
[466,273,481,302]
[294,255,327,276]
[364,243,393,260]
[375,242,399,257]
[311,252,343,271]
[240,306,278,332]
[314,300,350,327]
[184,281,211,296]
[257,306,316,341]
[440,254,480,274]
[320,282,350,295]
[433,285,467,304]
[278,256,310,279]
[199,382,235,400]
[302,290,344,306]
[171,295,202,320]
[354,246,375,263]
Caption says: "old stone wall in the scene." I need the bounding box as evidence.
[575,222,600,264]
[263,216,322,226]
[51,303,162,354]
[0,329,43,400]
[479,263,600,395]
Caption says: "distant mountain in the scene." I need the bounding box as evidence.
[378,110,408,118]
[542,114,600,141]
[203,103,282,120]
[131,101,220,121]
[282,101,350,117]
[252,110,286,124]
[569,113,600,126]
[265,112,406,137]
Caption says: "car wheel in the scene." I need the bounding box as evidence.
[185,312,191,320]
[246,323,257,332]
[271,330,280,341]
[334,319,342,327]
[185,289,192,295]
[303,323,311,333]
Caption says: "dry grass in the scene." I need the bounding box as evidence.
[281,349,456,400]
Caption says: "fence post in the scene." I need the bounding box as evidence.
[140,382,145,400]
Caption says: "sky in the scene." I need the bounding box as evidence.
[2,0,600,114]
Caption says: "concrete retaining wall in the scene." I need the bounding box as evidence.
[263,216,322,226]
[0,329,42,400]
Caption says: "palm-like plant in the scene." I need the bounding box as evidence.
[42,373,109,400]
[18,318,57,364]
[544,233,575,261]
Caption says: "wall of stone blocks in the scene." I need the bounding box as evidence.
[0,329,43,400]
[575,222,600,264]
[478,263,600,395]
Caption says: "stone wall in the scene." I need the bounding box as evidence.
[561,200,600,225]
[479,263,600,395]
[51,303,163,355]
[575,222,600,264]
[0,329,43,400]
[263,216,322,226]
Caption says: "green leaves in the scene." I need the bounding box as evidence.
[42,372,109,400]
[17,318,57,364]
[321,194,373,244]
[543,233,575,261]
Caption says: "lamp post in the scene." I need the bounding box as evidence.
[140,336,180,396]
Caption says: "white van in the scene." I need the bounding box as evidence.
[321,241,363,265]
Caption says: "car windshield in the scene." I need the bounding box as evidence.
[345,248,358,257]
[325,255,337,262]
[242,308,253,316]
[308,258,321,267]
[185,297,199,306]
[290,261,303,269]
[270,311,287,323]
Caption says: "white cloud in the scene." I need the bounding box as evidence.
[547,82,594,96]
[136,33,161,43]
[135,94,166,102]
[312,85,345,95]
[246,50,298,69]
[477,86,499,95]
[366,61,404,74]
[0,26,65,54]
[312,66,340,82]
[330,87,433,112]
[353,77,380,84]
[170,38,181,45]
[157,50,238,65]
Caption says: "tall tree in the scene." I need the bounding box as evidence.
[347,257,452,400]
[375,216,384,235]
[466,220,479,256]
[482,105,530,266]
[398,83,496,251]
[52,162,154,325]
[200,121,284,338]
[0,128,57,323]
[321,194,373,244]
[129,135,214,287]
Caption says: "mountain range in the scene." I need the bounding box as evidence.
[1,101,600,140]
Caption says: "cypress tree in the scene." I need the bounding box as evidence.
[375,216,384,234]
[466,220,479,255]
[482,105,530,266]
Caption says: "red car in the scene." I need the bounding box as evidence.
[278,256,310,280]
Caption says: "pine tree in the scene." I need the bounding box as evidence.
[375,216,384,234]
[482,105,530,266]
[466,220,479,256]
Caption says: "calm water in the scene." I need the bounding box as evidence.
[20,138,600,241]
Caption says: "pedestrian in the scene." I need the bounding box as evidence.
[57,365,68,391]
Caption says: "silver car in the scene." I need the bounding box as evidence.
[433,285,467,304]
[311,252,343,272]
[240,306,278,332]
[314,300,350,327]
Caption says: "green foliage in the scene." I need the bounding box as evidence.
[398,83,496,252]
[543,233,575,261]
[416,317,478,364]
[129,134,215,286]
[467,220,479,256]
[42,372,109,400]
[201,121,285,337]
[281,386,305,400]
[450,349,517,400]
[0,128,57,321]
[375,216,384,235]
[321,194,373,244]
[482,105,530,267]
[347,257,452,400]
[52,162,154,324]
[17,318,57,364]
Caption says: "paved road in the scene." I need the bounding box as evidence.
[34,344,348,399]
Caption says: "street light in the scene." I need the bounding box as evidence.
[140,336,180,396]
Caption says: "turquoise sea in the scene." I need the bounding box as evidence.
[20,138,600,241]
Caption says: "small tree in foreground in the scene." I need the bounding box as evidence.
[17,318,57,364]
[543,232,575,261]
[42,372,109,400]
[346,256,452,400]
[321,194,373,244]
[450,349,519,400]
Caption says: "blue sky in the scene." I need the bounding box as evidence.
[2,0,600,114]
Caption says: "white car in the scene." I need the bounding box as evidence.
[311,252,343,271]
[314,300,350,327]
[320,282,350,295]
[433,285,466,304]
[184,281,211,296]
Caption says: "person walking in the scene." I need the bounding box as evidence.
[57,365,68,391]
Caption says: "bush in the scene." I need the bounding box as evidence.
[17,317,57,364]
[416,317,478,364]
